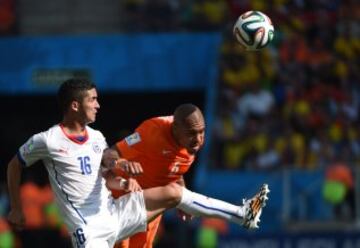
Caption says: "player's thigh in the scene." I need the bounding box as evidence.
[115,191,147,241]
[143,183,182,219]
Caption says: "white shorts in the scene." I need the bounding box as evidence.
[70,191,147,248]
[114,191,147,242]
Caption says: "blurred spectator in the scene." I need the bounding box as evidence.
[190,0,228,30]
[20,181,48,229]
[196,218,228,248]
[0,183,13,248]
[323,160,355,220]
[0,218,14,248]
[236,82,275,121]
[255,138,281,170]
[16,178,71,247]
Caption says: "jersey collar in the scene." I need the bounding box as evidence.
[59,123,89,144]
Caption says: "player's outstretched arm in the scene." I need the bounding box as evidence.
[102,147,143,177]
[102,160,142,193]
[7,155,25,230]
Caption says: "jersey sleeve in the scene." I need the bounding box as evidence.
[17,132,48,167]
[116,120,153,159]
[97,130,109,150]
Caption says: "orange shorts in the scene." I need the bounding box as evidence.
[114,215,162,248]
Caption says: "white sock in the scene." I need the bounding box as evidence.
[177,187,245,225]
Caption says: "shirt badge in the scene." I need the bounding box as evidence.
[125,132,141,146]
[93,143,102,153]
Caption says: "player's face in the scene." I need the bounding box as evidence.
[78,88,100,124]
[176,115,205,154]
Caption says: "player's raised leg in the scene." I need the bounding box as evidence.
[142,183,182,222]
[176,184,270,229]
[142,183,270,229]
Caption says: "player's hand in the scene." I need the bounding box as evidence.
[8,209,25,231]
[121,178,142,192]
[177,209,193,222]
[102,148,120,170]
[118,160,143,177]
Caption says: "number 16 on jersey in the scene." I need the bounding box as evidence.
[78,156,92,175]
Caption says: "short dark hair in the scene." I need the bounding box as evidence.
[57,78,96,114]
[173,103,203,126]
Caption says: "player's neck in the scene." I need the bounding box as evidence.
[61,117,87,135]
[171,125,181,148]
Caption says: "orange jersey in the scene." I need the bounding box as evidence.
[112,116,194,197]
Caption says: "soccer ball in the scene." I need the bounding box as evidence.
[233,11,274,51]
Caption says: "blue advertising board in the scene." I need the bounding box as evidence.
[0,33,221,94]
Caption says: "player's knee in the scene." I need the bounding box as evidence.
[163,183,182,207]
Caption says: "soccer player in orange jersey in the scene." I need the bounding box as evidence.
[108,104,270,248]
[112,103,205,248]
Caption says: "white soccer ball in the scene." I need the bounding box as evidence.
[233,11,274,51]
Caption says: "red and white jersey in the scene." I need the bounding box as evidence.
[17,124,110,230]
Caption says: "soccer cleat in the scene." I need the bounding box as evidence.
[242,184,270,229]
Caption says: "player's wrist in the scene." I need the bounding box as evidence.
[119,178,128,189]
[106,159,122,170]
[118,160,130,170]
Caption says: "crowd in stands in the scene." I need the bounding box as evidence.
[211,0,360,171]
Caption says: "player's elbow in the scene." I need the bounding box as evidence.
[8,155,23,174]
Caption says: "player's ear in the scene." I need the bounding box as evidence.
[70,101,80,112]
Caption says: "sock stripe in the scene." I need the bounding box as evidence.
[193,201,241,219]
